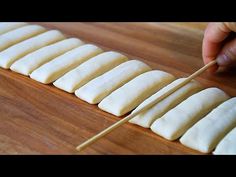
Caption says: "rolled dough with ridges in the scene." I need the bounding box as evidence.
[129,78,203,128]
[151,88,230,141]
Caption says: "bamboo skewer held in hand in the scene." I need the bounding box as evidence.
[76,60,217,152]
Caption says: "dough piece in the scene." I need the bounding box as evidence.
[10,38,83,75]
[150,88,230,141]
[53,51,128,93]
[0,22,27,35]
[30,44,103,84]
[0,30,65,69]
[75,60,151,104]
[214,127,236,155]
[98,70,175,116]
[129,78,203,128]
[0,25,46,51]
[180,97,236,153]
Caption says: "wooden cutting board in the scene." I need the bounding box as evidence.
[0,22,235,154]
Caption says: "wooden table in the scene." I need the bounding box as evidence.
[0,23,235,154]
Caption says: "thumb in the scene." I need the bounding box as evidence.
[216,38,236,67]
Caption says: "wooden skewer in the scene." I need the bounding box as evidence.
[76,60,217,152]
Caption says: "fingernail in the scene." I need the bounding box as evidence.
[216,54,233,66]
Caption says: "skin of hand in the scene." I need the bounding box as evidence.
[202,22,236,73]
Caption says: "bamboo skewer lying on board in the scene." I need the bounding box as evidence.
[76,60,217,152]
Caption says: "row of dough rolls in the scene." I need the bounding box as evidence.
[0,23,162,117]
[0,23,235,154]
[137,80,236,154]
[129,76,235,154]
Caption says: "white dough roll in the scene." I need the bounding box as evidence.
[180,97,236,153]
[0,30,65,69]
[214,127,236,155]
[30,44,103,84]
[150,88,230,141]
[0,22,27,35]
[0,25,46,51]
[10,38,84,76]
[98,70,175,116]
[53,51,128,93]
[75,60,151,104]
[129,78,203,128]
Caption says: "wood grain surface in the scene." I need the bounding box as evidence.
[0,22,235,154]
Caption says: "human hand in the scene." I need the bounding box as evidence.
[202,22,236,73]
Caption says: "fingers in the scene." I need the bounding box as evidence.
[216,38,236,67]
[202,23,232,73]
[224,22,236,32]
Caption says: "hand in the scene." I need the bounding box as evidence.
[202,22,236,73]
